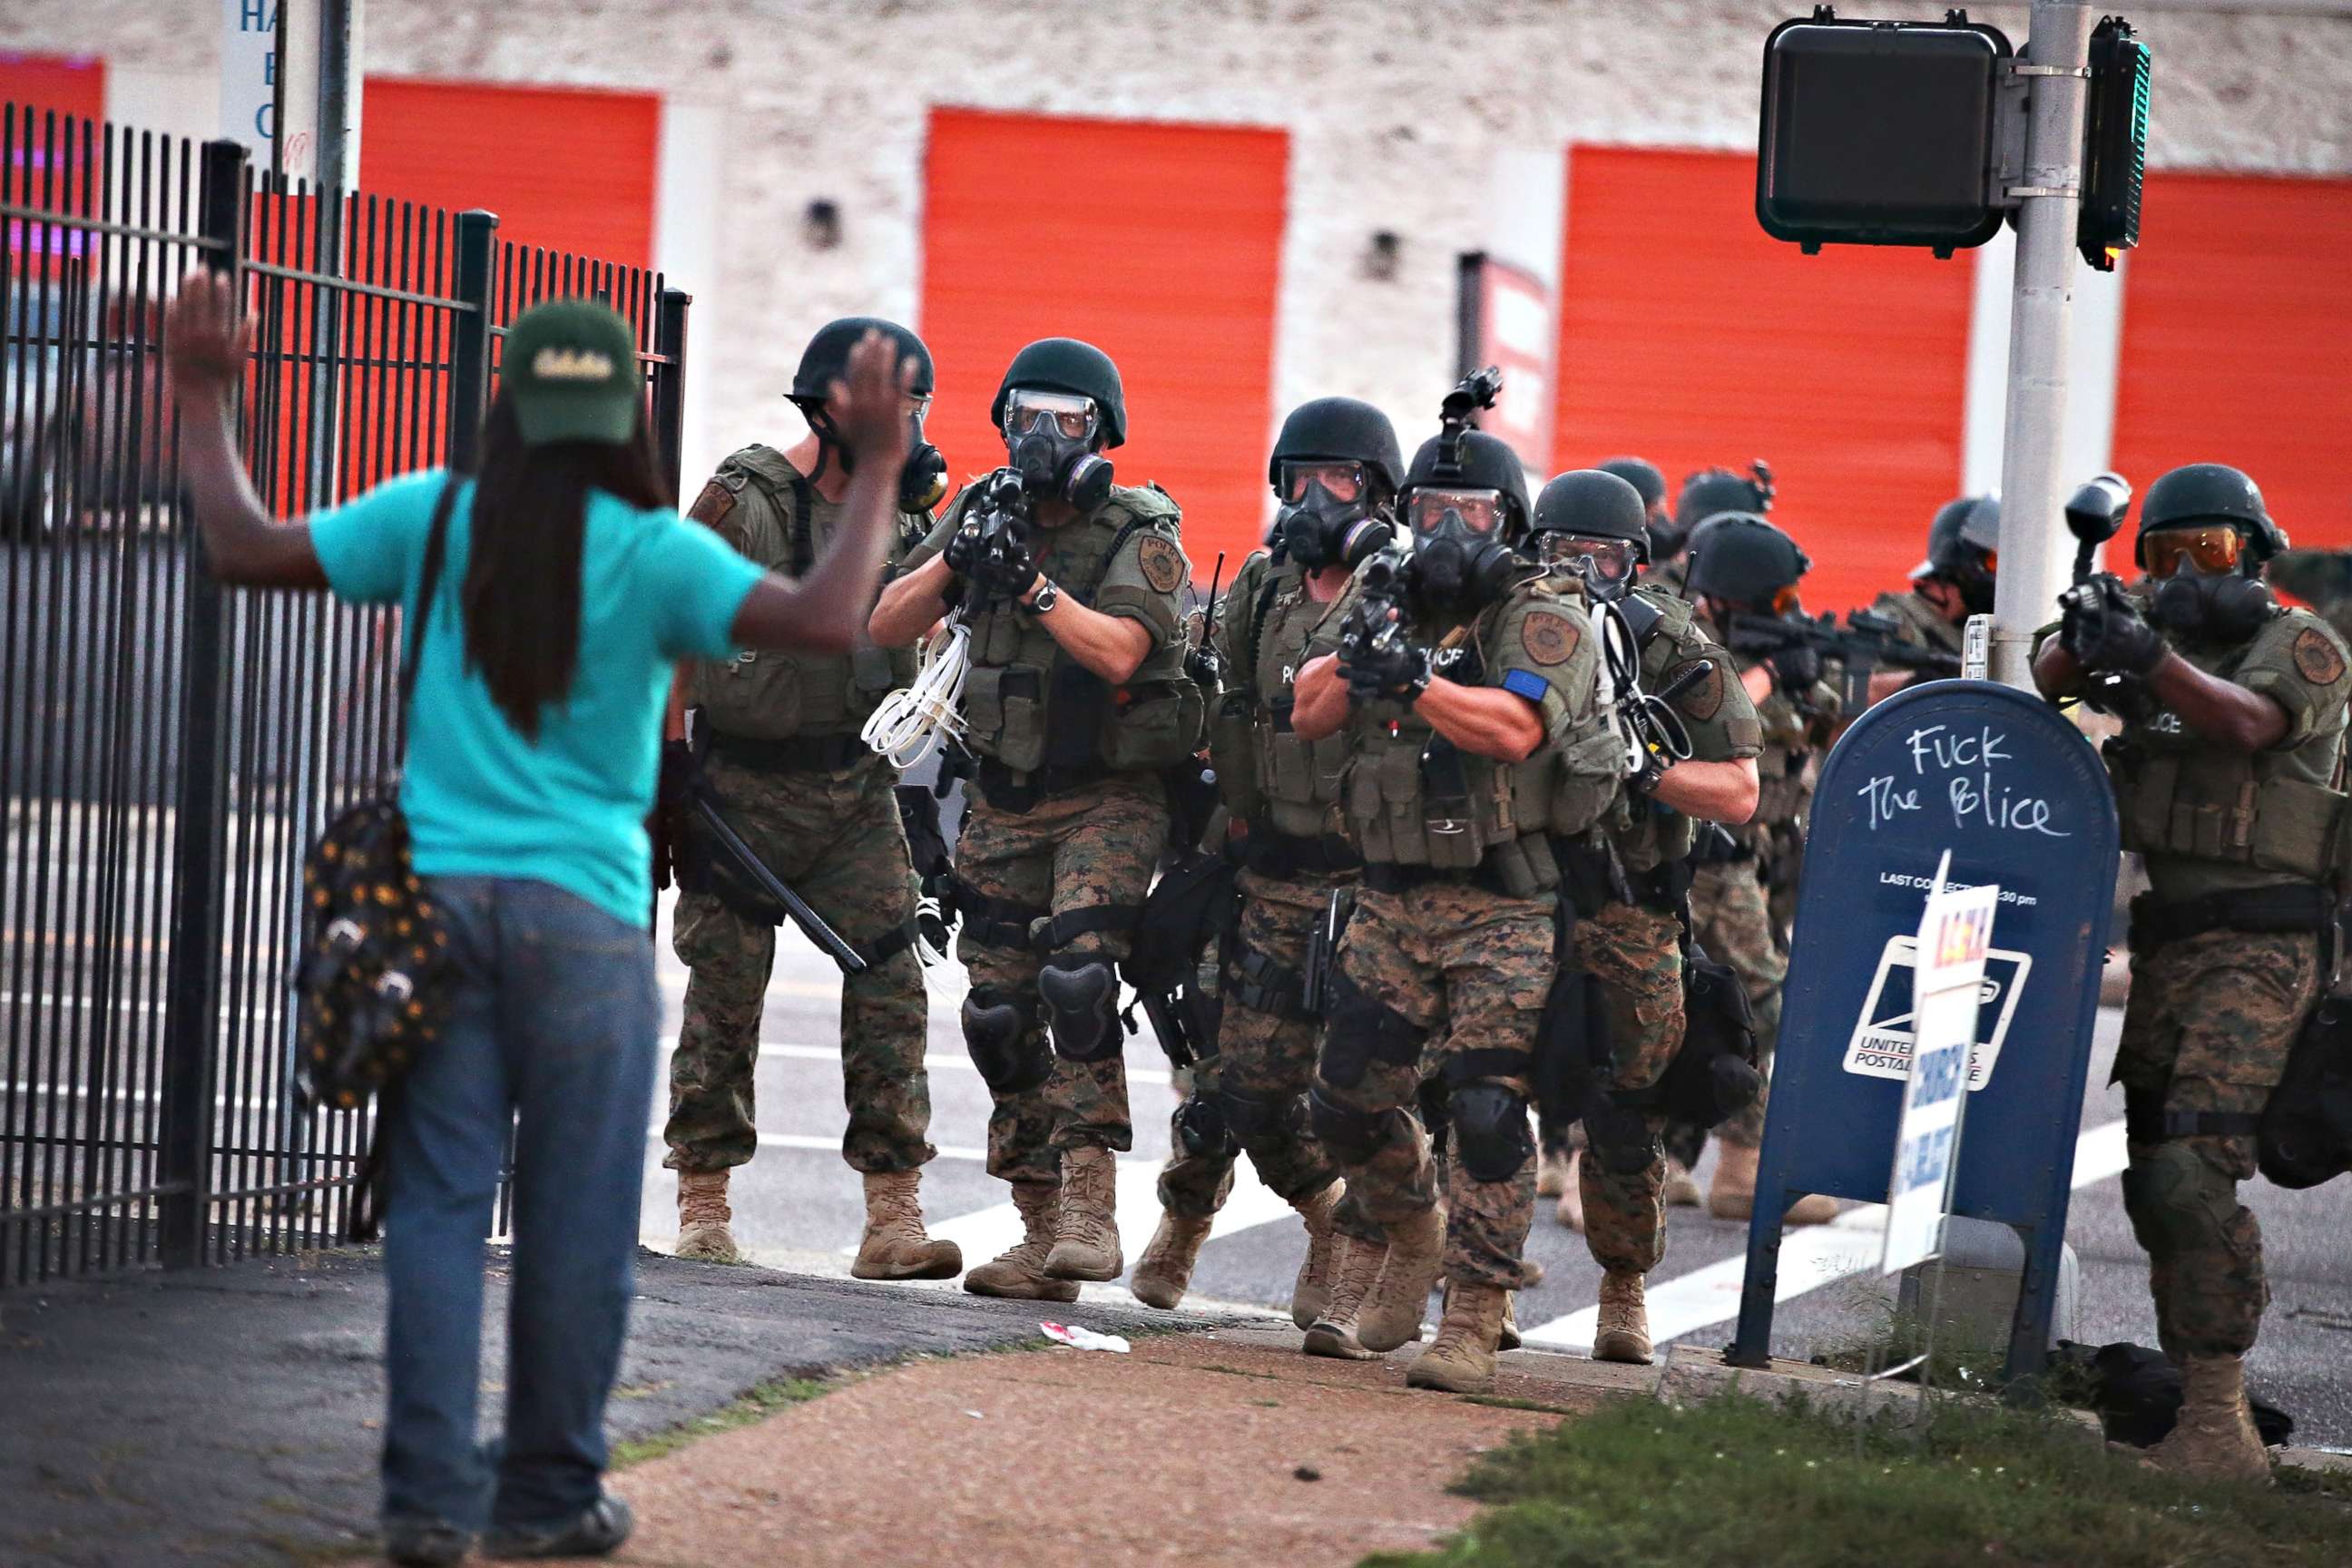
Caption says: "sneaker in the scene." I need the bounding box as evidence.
[383,1517,471,1567]
[483,1494,633,1560]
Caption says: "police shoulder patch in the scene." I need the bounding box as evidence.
[1523,610,1581,667]
[1668,657,1724,721]
[1135,532,1185,594]
[2293,625,2347,685]
[686,478,737,531]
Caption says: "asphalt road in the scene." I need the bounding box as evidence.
[642,896,2352,1451]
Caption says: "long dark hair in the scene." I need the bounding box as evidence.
[459,391,672,740]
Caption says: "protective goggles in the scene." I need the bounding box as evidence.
[1538,534,1640,583]
[1279,461,1367,505]
[2143,524,2245,579]
[1003,389,1098,442]
[1406,487,1504,535]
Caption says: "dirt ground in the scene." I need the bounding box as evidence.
[537,1330,1614,1568]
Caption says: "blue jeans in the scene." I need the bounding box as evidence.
[378,876,658,1533]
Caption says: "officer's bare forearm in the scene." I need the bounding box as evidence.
[1289,654,1350,740]
[664,667,690,744]
[1031,593,1152,684]
[2033,636,2083,699]
[175,387,327,587]
[870,554,954,647]
[1741,663,1775,705]
[1866,668,1914,707]
[2147,652,2289,752]
[1417,679,1544,763]
[1652,756,1758,823]
[731,456,897,654]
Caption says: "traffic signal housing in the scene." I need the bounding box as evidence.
[2078,15,2150,271]
[1756,8,2015,258]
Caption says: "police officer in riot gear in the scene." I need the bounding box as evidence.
[661,317,956,1278]
[1287,419,1628,1394]
[1132,397,1402,1318]
[1861,495,1999,705]
[1678,513,1842,1225]
[1595,456,1671,568]
[2036,462,2347,1483]
[1527,475,1763,1360]
[1653,461,1776,594]
[871,338,1200,1300]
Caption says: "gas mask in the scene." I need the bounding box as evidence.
[1537,533,1642,603]
[900,404,947,513]
[1955,564,1998,617]
[1272,460,1392,571]
[1404,486,1518,610]
[2145,524,2278,643]
[1003,389,1114,512]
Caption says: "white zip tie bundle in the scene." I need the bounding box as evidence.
[862,617,972,770]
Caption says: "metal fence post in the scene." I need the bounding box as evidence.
[652,288,691,501]
[446,211,498,472]
[158,139,250,1269]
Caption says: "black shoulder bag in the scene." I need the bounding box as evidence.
[291,476,461,1240]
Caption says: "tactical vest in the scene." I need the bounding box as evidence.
[1339,577,1622,897]
[1210,554,1352,839]
[958,484,1202,784]
[1870,589,1965,658]
[2106,621,2347,888]
[1607,590,1709,873]
[687,446,920,745]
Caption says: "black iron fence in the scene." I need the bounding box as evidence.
[1,105,689,1287]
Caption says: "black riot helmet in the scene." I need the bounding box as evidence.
[1597,456,1667,512]
[789,317,943,507]
[1532,469,1650,602]
[2136,462,2288,567]
[1916,494,2001,613]
[1683,512,1810,613]
[1397,429,1531,611]
[1267,397,1403,571]
[991,337,1127,448]
[1663,461,1776,562]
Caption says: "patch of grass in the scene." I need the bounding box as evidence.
[611,1377,831,1468]
[1363,1392,2352,1568]
[1808,1289,2013,1396]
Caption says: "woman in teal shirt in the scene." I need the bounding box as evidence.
[165,274,916,1564]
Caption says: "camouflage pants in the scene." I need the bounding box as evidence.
[1689,858,1786,1149]
[2115,926,2318,1358]
[665,756,934,1175]
[1157,868,1348,1220]
[1313,881,1553,1292]
[956,774,1169,1183]
[1573,899,1686,1276]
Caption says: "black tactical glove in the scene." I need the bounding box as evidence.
[652,739,696,893]
[1341,635,1433,704]
[970,523,1040,603]
[1768,642,1822,696]
[2066,576,2166,676]
[942,517,984,579]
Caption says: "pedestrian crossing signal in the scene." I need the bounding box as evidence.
[2078,15,2150,272]
[1755,8,2014,259]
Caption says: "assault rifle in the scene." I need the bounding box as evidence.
[684,780,867,974]
[1335,546,1417,695]
[1726,609,1961,711]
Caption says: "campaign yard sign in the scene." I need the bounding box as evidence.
[1883,858,1999,1276]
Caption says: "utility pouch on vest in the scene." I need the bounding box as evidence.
[1049,663,1112,770]
[965,665,1048,774]
[2117,747,2343,881]
[1102,678,1202,771]
[2260,994,2352,1191]
[1210,692,1262,820]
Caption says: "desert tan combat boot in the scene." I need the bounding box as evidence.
[1592,1269,1654,1365]
[1534,1144,1570,1198]
[1358,1204,1446,1352]
[1555,1149,1586,1231]
[1289,1181,1346,1329]
[1129,1210,1213,1308]
[1706,1142,1838,1225]
[674,1170,740,1264]
[1445,1280,1523,1350]
[964,1181,1080,1302]
[1303,1233,1387,1359]
[850,1170,963,1281]
[1661,1154,1703,1208]
[1044,1144,1124,1281]
[2149,1354,2273,1486]
[1406,1281,1508,1393]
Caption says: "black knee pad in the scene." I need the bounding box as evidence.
[1583,1095,1661,1180]
[1038,951,1122,1063]
[1450,1080,1536,1184]
[1308,1082,1394,1164]
[1172,1093,1236,1159]
[1318,969,1425,1090]
[1221,1086,1289,1145]
[961,985,1049,1093]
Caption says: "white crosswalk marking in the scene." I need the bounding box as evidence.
[910,1157,1300,1269]
[1521,1118,2132,1354]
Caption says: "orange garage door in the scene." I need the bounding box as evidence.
[2110,172,2352,554]
[360,77,659,266]
[0,52,103,127]
[921,107,1287,581]
[1552,146,1977,612]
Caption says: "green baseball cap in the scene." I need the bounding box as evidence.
[502,299,642,446]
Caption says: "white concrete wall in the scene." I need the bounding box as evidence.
[16,0,2352,488]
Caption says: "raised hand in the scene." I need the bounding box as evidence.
[827,328,915,472]
[163,270,250,400]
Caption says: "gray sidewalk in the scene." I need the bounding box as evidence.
[0,1248,1244,1568]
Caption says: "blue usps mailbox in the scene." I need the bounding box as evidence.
[1727,680,2117,1380]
